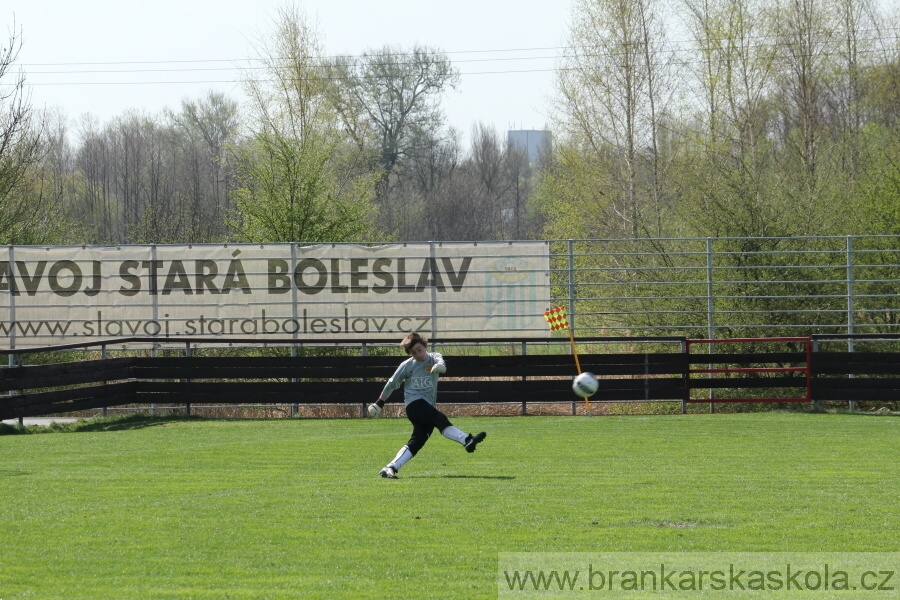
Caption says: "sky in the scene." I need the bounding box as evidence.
[8,1,570,144]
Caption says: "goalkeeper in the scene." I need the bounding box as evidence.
[368,332,486,479]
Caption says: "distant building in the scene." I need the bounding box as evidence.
[507,130,551,162]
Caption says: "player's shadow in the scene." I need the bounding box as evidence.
[408,474,516,480]
[0,469,31,477]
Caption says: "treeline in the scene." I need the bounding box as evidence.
[2,0,900,252]
[545,0,900,242]
[541,0,900,338]
[0,6,541,246]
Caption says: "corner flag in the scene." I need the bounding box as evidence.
[544,305,592,415]
[543,306,569,331]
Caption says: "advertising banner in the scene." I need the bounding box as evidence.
[0,242,550,349]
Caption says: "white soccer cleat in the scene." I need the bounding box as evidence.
[380,466,398,479]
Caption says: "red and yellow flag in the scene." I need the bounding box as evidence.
[544,306,569,332]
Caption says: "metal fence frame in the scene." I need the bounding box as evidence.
[548,235,900,341]
[1,234,898,354]
[2,236,898,350]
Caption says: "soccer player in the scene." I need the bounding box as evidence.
[368,332,486,479]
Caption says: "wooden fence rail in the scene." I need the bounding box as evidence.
[2,342,898,421]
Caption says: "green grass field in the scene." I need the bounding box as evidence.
[1,412,898,599]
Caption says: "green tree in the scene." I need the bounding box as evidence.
[232,131,373,242]
[536,145,614,240]
[233,3,376,243]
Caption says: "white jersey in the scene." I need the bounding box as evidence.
[380,352,446,407]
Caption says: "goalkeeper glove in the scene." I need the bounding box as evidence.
[367,399,385,418]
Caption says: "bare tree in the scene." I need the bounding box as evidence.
[503,143,533,239]
[557,0,676,237]
[469,124,536,239]
[68,96,240,245]
[679,0,782,238]
[74,115,122,241]
[328,44,460,234]
[827,0,884,175]
[173,91,240,240]
[772,0,836,185]
[233,3,376,243]
[388,123,541,241]
[0,21,54,242]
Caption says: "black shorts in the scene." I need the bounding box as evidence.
[404,399,452,454]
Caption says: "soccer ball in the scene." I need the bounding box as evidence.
[572,372,598,398]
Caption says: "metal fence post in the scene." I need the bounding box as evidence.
[101,344,108,417]
[360,342,367,418]
[291,345,298,418]
[846,236,856,412]
[706,238,715,340]
[430,242,439,338]
[184,342,191,416]
[150,245,159,417]
[846,236,855,341]
[8,246,15,352]
[681,338,688,415]
[568,239,575,338]
[521,341,527,416]
[150,345,157,416]
[9,353,23,426]
[812,338,821,411]
[707,238,715,412]
[290,243,300,419]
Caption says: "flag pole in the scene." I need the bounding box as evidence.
[544,305,592,415]
[567,325,583,374]
[568,324,591,415]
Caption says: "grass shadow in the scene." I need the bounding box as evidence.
[0,414,202,435]
[70,414,203,432]
[825,409,899,418]
[0,468,32,477]
[407,474,516,480]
